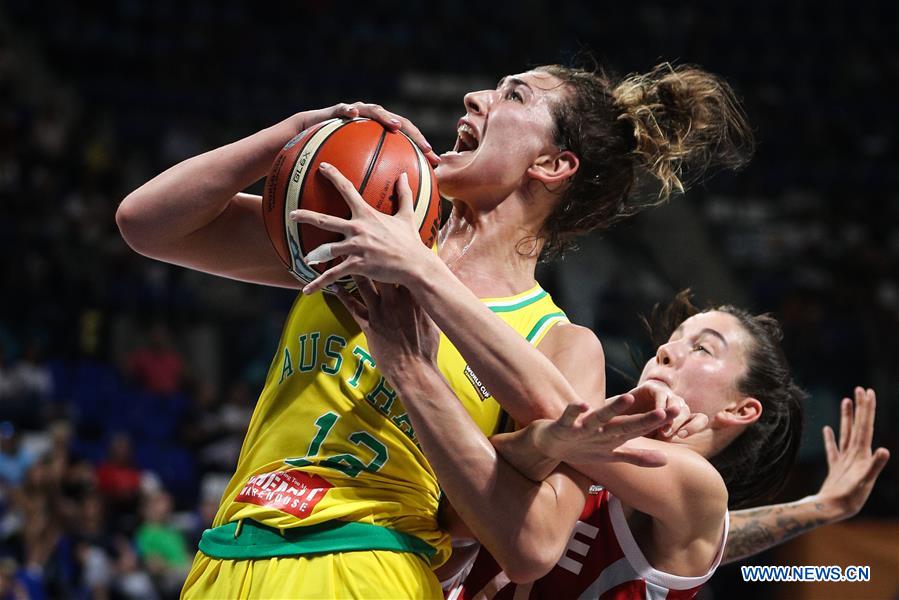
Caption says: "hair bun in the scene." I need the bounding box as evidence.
[613,62,755,198]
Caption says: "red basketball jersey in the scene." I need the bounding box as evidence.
[444,488,727,600]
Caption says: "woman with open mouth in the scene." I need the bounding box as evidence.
[118,61,754,598]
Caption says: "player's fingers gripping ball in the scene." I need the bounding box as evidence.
[263,118,441,292]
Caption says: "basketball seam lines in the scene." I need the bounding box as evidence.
[296,121,346,258]
[404,133,424,211]
[403,131,433,244]
[357,128,388,196]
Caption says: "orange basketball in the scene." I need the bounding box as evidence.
[262,118,440,292]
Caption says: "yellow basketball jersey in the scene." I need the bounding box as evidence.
[210,284,567,567]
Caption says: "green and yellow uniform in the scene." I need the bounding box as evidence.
[182,285,567,598]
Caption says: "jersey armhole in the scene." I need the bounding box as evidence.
[527,312,569,346]
[607,494,728,590]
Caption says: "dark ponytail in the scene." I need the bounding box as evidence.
[712,305,805,508]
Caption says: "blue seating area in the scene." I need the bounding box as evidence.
[47,360,196,501]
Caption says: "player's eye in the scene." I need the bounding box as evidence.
[504,89,523,102]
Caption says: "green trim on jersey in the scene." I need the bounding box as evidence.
[484,288,548,313]
[526,311,568,343]
[198,519,436,561]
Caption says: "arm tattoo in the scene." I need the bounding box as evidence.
[724,520,776,563]
[723,501,832,564]
[775,515,830,539]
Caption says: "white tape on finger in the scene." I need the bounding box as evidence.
[306,243,335,266]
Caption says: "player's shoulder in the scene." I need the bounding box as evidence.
[536,322,606,395]
[656,442,728,539]
[537,322,605,364]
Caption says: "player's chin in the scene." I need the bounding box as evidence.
[436,149,477,170]
[435,153,484,193]
[433,164,462,194]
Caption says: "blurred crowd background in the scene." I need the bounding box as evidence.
[1,1,896,598]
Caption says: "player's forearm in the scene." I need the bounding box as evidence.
[117,114,302,247]
[561,432,727,539]
[409,258,575,423]
[387,358,581,580]
[490,427,562,482]
[723,495,841,564]
[388,357,550,508]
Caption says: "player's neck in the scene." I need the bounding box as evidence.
[438,204,541,298]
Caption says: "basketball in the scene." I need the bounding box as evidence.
[262,117,440,292]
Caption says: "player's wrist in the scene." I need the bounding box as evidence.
[408,253,462,313]
[384,353,439,388]
[287,109,321,134]
[528,420,562,461]
[805,493,847,523]
[283,107,335,138]
[259,113,312,155]
[398,248,442,288]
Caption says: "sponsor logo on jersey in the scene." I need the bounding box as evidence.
[235,469,333,519]
[463,364,492,400]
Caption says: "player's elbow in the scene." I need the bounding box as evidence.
[116,193,143,247]
[116,192,159,256]
[498,483,578,583]
[499,547,560,584]
[495,535,565,584]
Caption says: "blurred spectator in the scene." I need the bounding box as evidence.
[96,433,141,503]
[74,539,112,599]
[0,339,53,430]
[182,381,252,476]
[111,536,158,600]
[74,491,109,545]
[44,420,96,503]
[95,433,142,531]
[183,474,228,549]
[126,323,184,395]
[179,382,221,465]
[0,557,29,600]
[0,425,33,488]
[135,491,189,598]
[219,382,253,439]
[10,458,78,598]
[7,339,53,404]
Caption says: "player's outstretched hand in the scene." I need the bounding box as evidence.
[529,395,679,468]
[291,166,439,295]
[816,387,890,520]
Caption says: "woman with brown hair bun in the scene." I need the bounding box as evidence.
[302,62,754,278]
[118,59,753,598]
[525,62,754,258]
